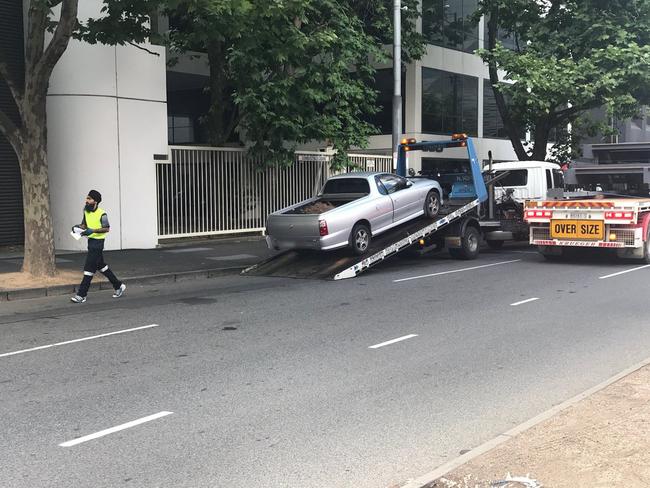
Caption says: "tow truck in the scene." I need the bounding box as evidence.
[245,133,494,280]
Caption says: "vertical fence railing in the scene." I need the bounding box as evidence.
[156,147,392,239]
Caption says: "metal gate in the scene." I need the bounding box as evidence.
[156,147,392,239]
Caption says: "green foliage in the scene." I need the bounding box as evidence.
[165,0,425,167]
[477,0,650,161]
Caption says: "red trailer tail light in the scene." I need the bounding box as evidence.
[604,211,634,220]
[525,210,552,219]
[319,220,329,236]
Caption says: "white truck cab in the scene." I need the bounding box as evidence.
[480,160,563,247]
[489,161,564,202]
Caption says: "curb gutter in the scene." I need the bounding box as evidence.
[0,267,243,302]
[399,354,650,488]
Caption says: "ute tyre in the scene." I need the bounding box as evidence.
[449,226,480,260]
[486,240,504,250]
[349,223,371,256]
[423,191,441,219]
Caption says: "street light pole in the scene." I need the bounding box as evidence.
[392,0,402,170]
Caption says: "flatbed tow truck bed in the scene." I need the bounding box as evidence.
[244,198,479,280]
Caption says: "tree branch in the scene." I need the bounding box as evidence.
[486,9,529,160]
[25,0,50,72]
[34,0,78,90]
[126,41,161,57]
[554,99,602,122]
[0,59,24,111]
[0,109,23,157]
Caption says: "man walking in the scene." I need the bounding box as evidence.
[70,190,126,303]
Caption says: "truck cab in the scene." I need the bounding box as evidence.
[489,161,564,202]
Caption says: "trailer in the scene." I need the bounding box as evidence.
[244,134,490,280]
[525,198,650,262]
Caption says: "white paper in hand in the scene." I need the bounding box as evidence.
[70,226,84,241]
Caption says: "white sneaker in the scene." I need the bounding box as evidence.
[113,283,126,298]
[70,295,86,303]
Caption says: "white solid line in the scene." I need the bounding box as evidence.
[400,354,650,488]
[510,297,540,307]
[0,324,160,359]
[599,264,650,280]
[59,411,173,447]
[369,334,418,349]
[393,260,521,283]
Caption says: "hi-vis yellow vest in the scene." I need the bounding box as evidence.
[84,207,107,240]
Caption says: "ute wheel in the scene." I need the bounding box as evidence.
[449,226,480,260]
[349,223,371,255]
[486,240,504,250]
[423,191,441,219]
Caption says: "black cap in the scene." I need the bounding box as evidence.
[88,189,102,203]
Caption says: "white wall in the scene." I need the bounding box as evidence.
[46,1,167,251]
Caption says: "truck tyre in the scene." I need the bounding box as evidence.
[540,246,564,261]
[423,191,441,219]
[486,240,504,250]
[349,223,371,255]
[449,225,480,260]
[643,228,650,264]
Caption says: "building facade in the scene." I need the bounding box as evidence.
[3,1,645,251]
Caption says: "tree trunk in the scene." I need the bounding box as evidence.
[531,116,551,161]
[486,9,529,161]
[206,41,234,146]
[19,95,56,277]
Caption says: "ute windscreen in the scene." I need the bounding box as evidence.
[322,178,370,195]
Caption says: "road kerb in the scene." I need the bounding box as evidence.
[2,267,245,302]
[400,354,650,488]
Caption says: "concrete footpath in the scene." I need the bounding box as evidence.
[404,359,650,488]
[0,236,275,301]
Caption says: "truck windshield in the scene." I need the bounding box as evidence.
[495,169,528,187]
[322,178,370,195]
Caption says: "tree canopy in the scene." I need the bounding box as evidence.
[477,0,650,161]
[165,0,424,166]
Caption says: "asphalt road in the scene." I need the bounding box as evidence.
[2,245,650,488]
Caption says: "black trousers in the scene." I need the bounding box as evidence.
[77,238,122,297]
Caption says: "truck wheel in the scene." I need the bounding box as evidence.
[486,240,504,250]
[449,226,480,260]
[349,223,371,255]
[643,228,650,264]
[423,191,441,218]
[539,246,564,261]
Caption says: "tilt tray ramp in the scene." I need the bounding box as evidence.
[243,198,479,280]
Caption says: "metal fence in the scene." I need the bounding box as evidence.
[156,146,392,239]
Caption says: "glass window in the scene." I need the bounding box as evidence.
[379,174,406,194]
[375,176,388,195]
[483,79,507,139]
[366,69,405,135]
[322,178,370,195]
[168,115,195,144]
[483,19,518,51]
[553,169,565,188]
[495,169,528,186]
[546,169,553,189]
[422,68,478,136]
[422,0,479,53]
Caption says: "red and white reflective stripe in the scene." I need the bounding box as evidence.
[525,210,552,219]
[527,201,615,209]
[532,239,625,248]
[604,211,634,220]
